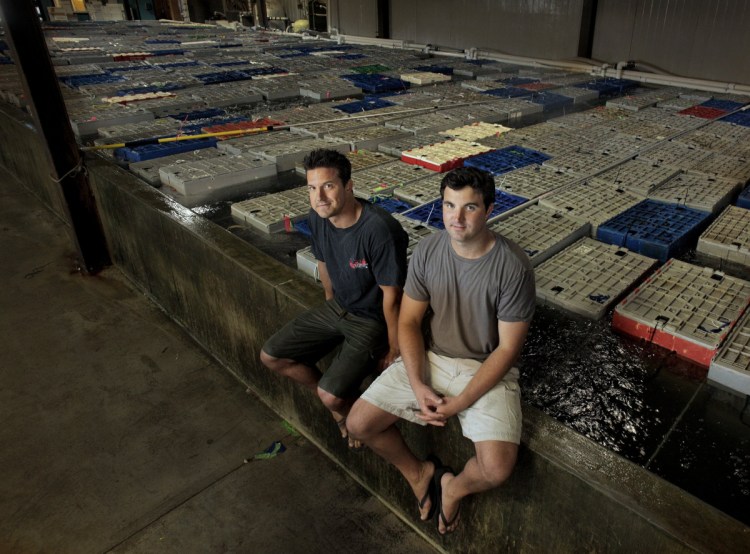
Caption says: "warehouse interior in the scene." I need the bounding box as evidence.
[1,1,749,552]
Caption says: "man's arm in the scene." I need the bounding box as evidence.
[378,285,402,370]
[420,320,530,425]
[317,261,334,300]
[399,294,445,415]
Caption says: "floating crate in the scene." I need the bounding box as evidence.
[391,213,440,259]
[739,185,750,209]
[371,196,413,214]
[542,150,618,176]
[194,85,263,108]
[114,138,218,163]
[129,148,231,186]
[249,75,301,101]
[252,138,350,171]
[334,98,396,114]
[345,149,395,171]
[231,186,310,233]
[656,97,698,111]
[442,104,509,125]
[378,133,450,157]
[69,106,154,138]
[384,111,463,135]
[530,91,574,111]
[720,112,750,128]
[217,130,299,154]
[341,73,409,93]
[590,159,680,197]
[678,105,727,119]
[697,205,750,267]
[701,99,747,111]
[290,118,377,139]
[493,164,578,199]
[296,245,320,281]
[637,141,713,171]
[402,189,527,229]
[535,237,658,319]
[327,126,409,151]
[539,182,643,235]
[393,173,443,205]
[613,259,750,367]
[596,200,713,262]
[400,72,452,86]
[489,204,590,267]
[688,153,750,183]
[401,139,492,172]
[352,160,430,198]
[159,155,277,196]
[649,173,740,213]
[483,86,534,99]
[299,76,362,101]
[439,122,513,142]
[464,145,551,176]
[553,86,599,104]
[708,309,750,395]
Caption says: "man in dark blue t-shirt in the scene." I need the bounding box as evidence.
[261,149,408,448]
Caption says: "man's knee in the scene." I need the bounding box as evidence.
[259,349,279,370]
[317,387,347,412]
[477,445,518,487]
[346,400,388,441]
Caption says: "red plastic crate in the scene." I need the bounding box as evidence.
[516,82,557,92]
[677,106,727,119]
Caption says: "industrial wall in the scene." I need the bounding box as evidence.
[330,0,750,85]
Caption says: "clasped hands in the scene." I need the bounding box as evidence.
[413,384,463,426]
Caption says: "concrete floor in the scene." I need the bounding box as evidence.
[0,172,438,554]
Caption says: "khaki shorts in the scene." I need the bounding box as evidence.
[360,351,522,444]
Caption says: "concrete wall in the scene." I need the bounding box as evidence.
[2,106,748,552]
[329,0,378,39]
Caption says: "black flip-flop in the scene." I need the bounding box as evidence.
[418,454,442,522]
[433,464,460,534]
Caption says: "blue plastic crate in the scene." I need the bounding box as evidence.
[293,219,312,237]
[738,185,750,209]
[402,189,527,229]
[334,98,395,114]
[114,138,218,162]
[464,146,551,176]
[575,78,637,97]
[415,65,454,75]
[59,73,124,88]
[153,61,201,69]
[341,73,410,93]
[701,99,747,111]
[596,200,713,262]
[719,112,750,127]
[530,91,574,111]
[168,108,227,121]
[195,70,252,85]
[482,86,533,99]
[371,197,412,214]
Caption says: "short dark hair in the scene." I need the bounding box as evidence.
[440,167,495,209]
[303,149,352,184]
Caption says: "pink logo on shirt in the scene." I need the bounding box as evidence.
[349,258,369,269]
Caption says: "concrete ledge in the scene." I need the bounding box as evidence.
[2,107,748,552]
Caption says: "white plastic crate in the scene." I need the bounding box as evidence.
[400,72,452,86]
[442,104,509,125]
[401,139,492,172]
[378,133,448,157]
[231,186,310,233]
[296,245,320,281]
[326,126,410,151]
[542,151,620,176]
[637,141,713,171]
[249,75,301,101]
[490,204,590,267]
[384,111,463,135]
[159,155,277,196]
[352,160,431,198]
[290,118,377,139]
[493,164,578,199]
[708,309,750,395]
[252,137,350,171]
[299,76,362,101]
[688,153,750,183]
[97,118,182,141]
[539,182,643,235]
[590,159,680,197]
[129,148,230,186]
[69,106,154,138]
[393,173,444,205]
[217,130,300,154]
[535,237,658,319]
[439,122,513,142]
[697,205,750,267]
[650,172,740,213]
[613,259,750,367]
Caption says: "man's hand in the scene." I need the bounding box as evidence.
[377,346,400,372]
[411,383,447,426]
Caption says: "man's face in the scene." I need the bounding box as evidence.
[307,167,351,219]
[442,186,493,244]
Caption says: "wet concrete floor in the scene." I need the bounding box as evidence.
[0,171,439,553]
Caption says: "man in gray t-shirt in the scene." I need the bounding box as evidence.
[348,167,535,535]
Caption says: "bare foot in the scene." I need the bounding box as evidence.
[438,471,461,534]
[332,412,362,449]
[413,456,438,521]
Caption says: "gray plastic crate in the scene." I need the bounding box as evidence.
[352,160,431,198]
[598,133,656,157]
[377,133,448,157]
[159,155,277,196]
[442,104,508,125]
[591,159,681,197]
[542,151,620,176]
[553,86,599,104]
[393,172,444,205]
[697,205,750,267]
[249,75,302,101]
[613,259,750,366]
[391,213,440,259]
[656,97,699,111]
[69,106,154,138]
[688,153,750,183]
[636,141,713,171]
[231,186,310,233]
[490,204,590,267]
[217,130,299,154]
[708,309,750,395]
[539,182,643,235]
[251,137,350,171]
[195,84,263,108]
[325,125,410,151]
[96,118,182,141]
[129,148,229,186]
[535,237,658,319]
[384,111,463,135]
[650,173,741,213]
[494,164,579,200]
[299,76,362,101]
[290,118,377,139]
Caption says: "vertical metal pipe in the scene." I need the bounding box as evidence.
[0,0,110,274]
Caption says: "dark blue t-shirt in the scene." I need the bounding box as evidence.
[309,201,408,321]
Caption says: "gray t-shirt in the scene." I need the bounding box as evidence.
[405,231,536,360]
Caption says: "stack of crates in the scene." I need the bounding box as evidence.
[401,139,492,172]
[696,205,750,267]
[613,259,750,367]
